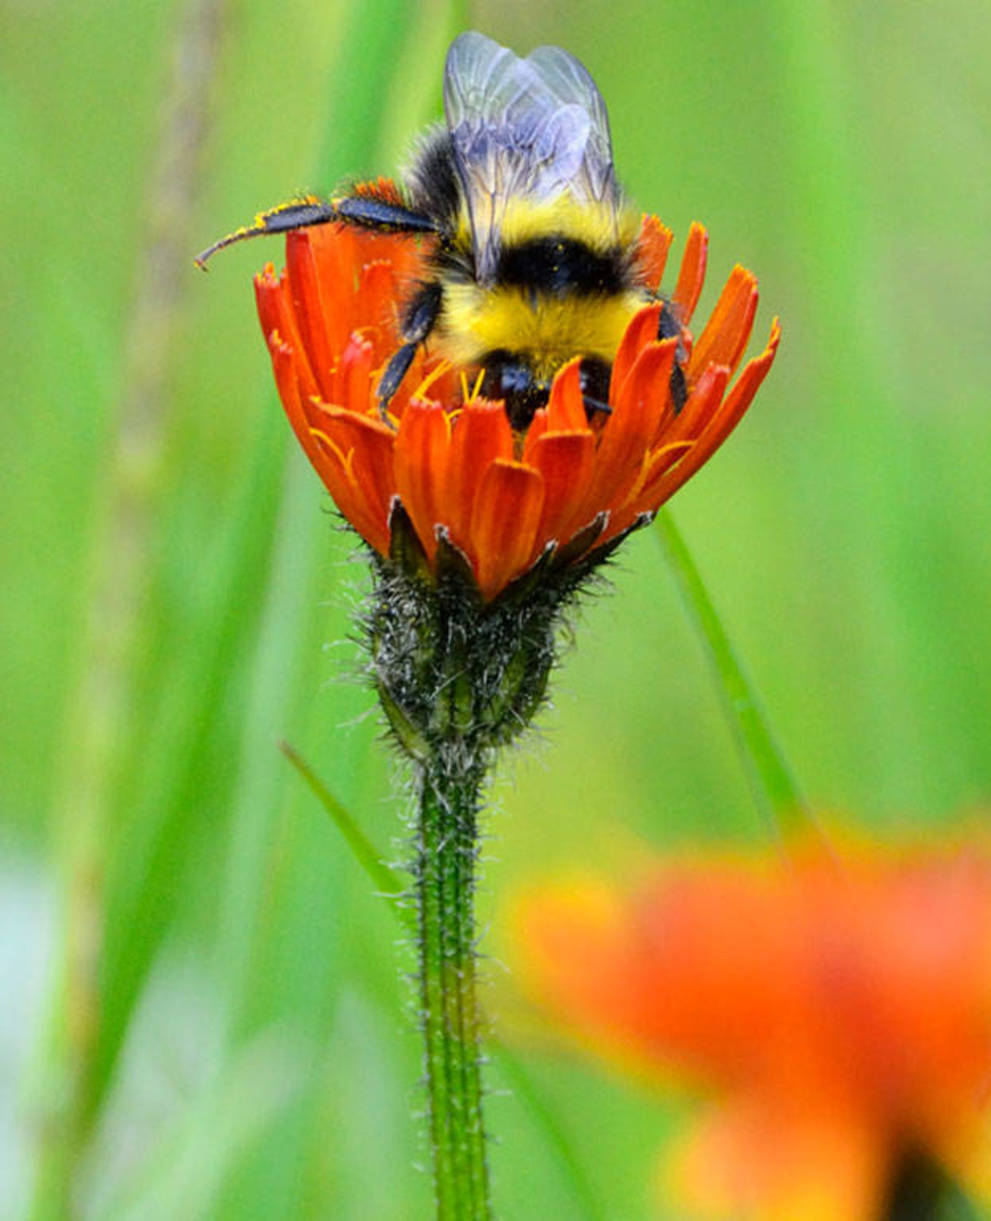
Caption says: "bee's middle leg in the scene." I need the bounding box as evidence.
[657,300,688,415]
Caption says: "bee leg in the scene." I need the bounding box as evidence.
[335,195,439,234]
[658,301,688,415]
[195,200,342,267]
[578,357,613,421]
[377,343,420,416]
[582,396,612,417]
[196,193,438,268]
[378,282,444,418]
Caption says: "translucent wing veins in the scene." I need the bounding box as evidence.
[443,32,619,283]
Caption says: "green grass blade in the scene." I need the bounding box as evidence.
[90,408,287,1124]
[654,509,813,839]
[280,741,411,932]
[489,1042,607,1221]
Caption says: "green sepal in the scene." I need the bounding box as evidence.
[387,498,431,582]
[549,511,607,572]
[375,675,431,762]
[572,511,653,580]
[434,526,479,597]
[496,541,557,608]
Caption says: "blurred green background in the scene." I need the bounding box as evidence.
[4,0,990,1217]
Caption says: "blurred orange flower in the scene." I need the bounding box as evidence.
[516,839,991,1220]
[254,210,778,601]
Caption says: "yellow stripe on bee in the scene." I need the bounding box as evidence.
[496,197,639,252]
[438,283,644,375]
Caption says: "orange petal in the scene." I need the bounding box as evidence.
[655,361,731,451]
[254,263,283,345]
[309,224,360,354]
[688,264,758,380]
[470,460,545,600]
[443,401,514,549]
[672,222,708,322]
[588,338,678,515]
[603,362,731,540]
[545,358,589,433]
[308,216,354,268]
[603,364,730,541]
[324,409,396,549]
[286,230,335,401]
[521,408,550,460]
[254,266,319,403]
[530,430,597,544]
[635,214,674,294]
[269,336,337,489]
[271,341,392,556]
[515,882,649,1063]
[317,446,390,556]
[667,1104,887,1221]
[280,267,320,402]
[610,302,663,404]
[335,331,376,413]
[393,399,450,562]
[647,320,780,507]
[358,258,404,361]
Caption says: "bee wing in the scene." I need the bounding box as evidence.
[526,44,617,205]
[443,32,618,283]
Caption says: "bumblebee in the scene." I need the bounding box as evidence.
[197,31,686,430]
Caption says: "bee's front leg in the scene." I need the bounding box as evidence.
[377,282,444,419]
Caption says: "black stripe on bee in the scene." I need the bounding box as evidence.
[496,237,626,297]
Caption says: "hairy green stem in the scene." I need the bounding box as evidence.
[368,515,582,1215]
[284,740,605,1218]
[416,756,491,1220]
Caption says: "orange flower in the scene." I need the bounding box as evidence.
[516,840,991,1220]
[255,210,779,601]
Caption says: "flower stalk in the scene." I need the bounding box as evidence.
[654,508,811,839]
[366,516,581,1216]
[415,757,490,1218]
